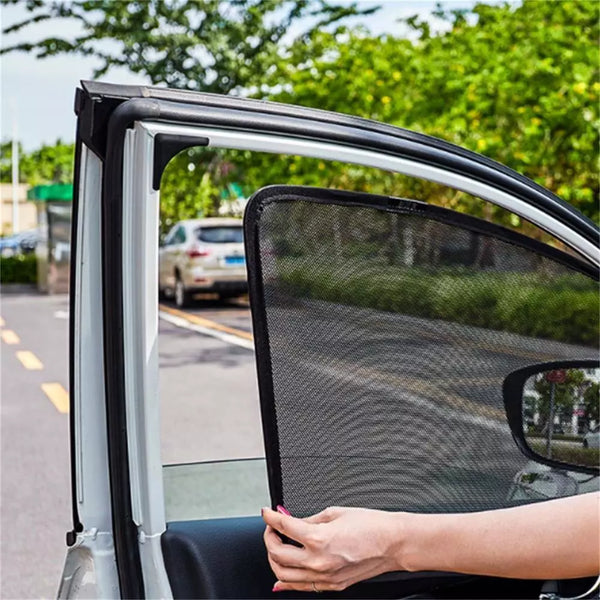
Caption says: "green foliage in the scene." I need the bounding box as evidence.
[4,1,598,229]
[0,140,75,185]
[0,253,37,284]
[158,1,599,227]
[267,0,599,223]
[277,260,599,346]
[159,148,227,235]
[1,0,375,93]
[527,439,598,467]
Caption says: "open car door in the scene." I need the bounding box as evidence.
[62,81,599,599]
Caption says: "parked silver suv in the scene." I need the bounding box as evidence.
[158,218,247,306]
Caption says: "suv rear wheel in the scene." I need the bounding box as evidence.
[174,275,192,308]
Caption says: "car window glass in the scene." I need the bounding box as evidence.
[163,226,177,246]
[157,147,597,522]
[173,227,186,244]
[247,185,598,515]
[197,227,243,244]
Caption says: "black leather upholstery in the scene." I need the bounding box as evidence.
[162,517,274,599]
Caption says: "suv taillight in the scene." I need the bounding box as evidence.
[187,245,211,258]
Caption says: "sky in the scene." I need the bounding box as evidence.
[0,1,497,150]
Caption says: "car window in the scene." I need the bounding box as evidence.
[163,226,178,246]
[158,148,598,523]
[196,226,243,244]
[246,185,598,515]
[173,226,187,244]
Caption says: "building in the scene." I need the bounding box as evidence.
[0,182,37,235]
[28,184,73,293]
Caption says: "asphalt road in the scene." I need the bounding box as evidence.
[1,292,71,600]
[0,291,261,599]
[258,295,596,515]
[158,296,261,465]
[2,290,597,597]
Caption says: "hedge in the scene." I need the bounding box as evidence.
[0,254,37,284]
[277,260,598,347]
[528,439,598,467]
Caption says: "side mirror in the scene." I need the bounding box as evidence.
[503,360,599,475]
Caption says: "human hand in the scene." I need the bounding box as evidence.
[261,505,403,593]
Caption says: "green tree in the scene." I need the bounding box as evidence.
[265,0,599,223]
[6,1,597,230]
[0,140,75,185]
[1,0,375,93]
[532,369,588,432]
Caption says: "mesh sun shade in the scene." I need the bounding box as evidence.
[244,186,599,517]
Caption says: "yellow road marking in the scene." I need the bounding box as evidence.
[159,304,254,341]
[1,330,20,345]
[41,383,69,414]
[0,316,5,327]
[16,351,44,370]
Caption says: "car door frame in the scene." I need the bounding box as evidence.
[72,80,599,599]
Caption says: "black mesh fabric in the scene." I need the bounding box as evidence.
[244,186,599,517]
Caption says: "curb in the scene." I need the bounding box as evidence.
[0,283,40,295]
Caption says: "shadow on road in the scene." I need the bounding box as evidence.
[159,343,251,369]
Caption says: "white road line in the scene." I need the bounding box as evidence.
[159,310,255,351]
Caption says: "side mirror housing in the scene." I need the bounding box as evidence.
[503,360,599,475]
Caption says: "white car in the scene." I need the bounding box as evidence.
[583,425,600,448]
[158,218,247,306]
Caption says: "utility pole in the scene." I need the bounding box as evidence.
[11,106,19,235]
[546,382,555,459]
[12,138,19,234]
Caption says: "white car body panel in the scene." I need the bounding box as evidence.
[122,129,173,598]
[58,146,120,598]
[142,122,599,267]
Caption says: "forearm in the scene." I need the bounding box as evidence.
[394,492,600,579]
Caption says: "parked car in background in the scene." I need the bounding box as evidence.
[583,425,600,448]
[0,229,39,257]
[158,218,247,307]
[0,235,20,257]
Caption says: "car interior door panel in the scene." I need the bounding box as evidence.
[160,518,600,599]
[160,517,547,599]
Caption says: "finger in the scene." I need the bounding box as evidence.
[273,579,347,593]
[272,580,315,593]
[262,507,313,545]
[268,560,331,584]
[303,506,341,524]
[264,526,308,567]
